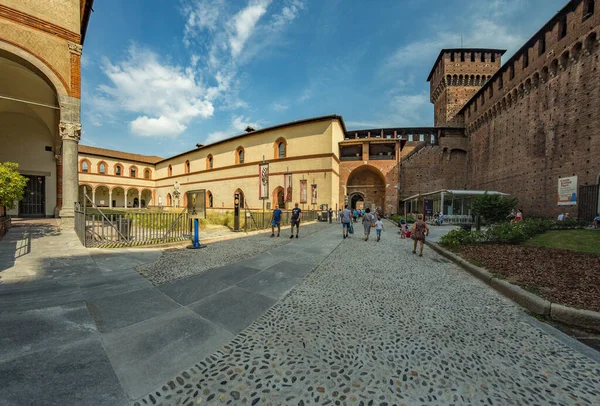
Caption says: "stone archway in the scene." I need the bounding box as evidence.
[349,192,365,210]
[346,165,386,214]
[272,186,285,209]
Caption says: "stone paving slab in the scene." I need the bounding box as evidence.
[86,287,181,333]
[265,260,314,279]
[188,286,277,334]
[101,307,233,400]
[158,272,231,306]
[236,268,302,299]
[0,336,127,406]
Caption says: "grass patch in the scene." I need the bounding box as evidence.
[525,230,600,256]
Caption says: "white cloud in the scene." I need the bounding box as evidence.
[206,115,262,143]
[382,0,525,73]
[270,0,305,31]
[95,46,214,137]
[229,0,271,57]
[182,0,224,45]
[271,102,289,112]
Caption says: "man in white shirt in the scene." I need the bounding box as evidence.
[340,205,352,239]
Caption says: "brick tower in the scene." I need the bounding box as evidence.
[427,48,505,127]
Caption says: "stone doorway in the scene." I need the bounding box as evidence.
[346,165,386,214]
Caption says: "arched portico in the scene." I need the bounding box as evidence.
[0,42,81,222]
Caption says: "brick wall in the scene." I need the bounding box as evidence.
[339,160,398,214]
[464,2,600,217]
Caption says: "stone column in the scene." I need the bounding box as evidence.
[109,190,113,208]
[91,188,96,207]
[58,121,81,223]
[138,190,142,208]
[59,42,82,226]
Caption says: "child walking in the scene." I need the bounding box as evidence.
[375,217,384,242]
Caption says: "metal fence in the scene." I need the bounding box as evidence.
[75,202,189,248]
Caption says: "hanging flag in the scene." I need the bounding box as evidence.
[300,180,307,203]
[311,184,318,204]
[259,163,269,199]
[284,173,292,201]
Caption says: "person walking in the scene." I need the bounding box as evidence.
[411,213,429,256]
[328,208,333,223]
[362,207,374,241]
[270,204,282,237]
[290,202,301,238]
[341,205,352,239]
[375,216,384,242]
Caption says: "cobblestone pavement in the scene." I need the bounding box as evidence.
[136,225,600,406]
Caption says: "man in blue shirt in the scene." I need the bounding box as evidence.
[271,204,283,237]
[290,202,302,238]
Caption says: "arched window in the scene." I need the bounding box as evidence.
[81,160,89,173]
[278,142,285,158]
[274,138,287,159]
[166,193,172,206]
[130,166,137,178]
[206,191,213,208]
[185,160,190,173]
[206,155,213,170]
[144,169,151,179]
[98,162,106,174]
[583,0,595,20]
[115,164,123,176]
[168,165,173,177]
[236,147,245,164]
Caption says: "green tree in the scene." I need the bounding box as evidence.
[0,162,28,211]
[470,193,517,224]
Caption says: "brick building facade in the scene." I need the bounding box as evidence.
[396,0,600,219]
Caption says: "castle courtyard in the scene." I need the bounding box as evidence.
[1,222,599,405]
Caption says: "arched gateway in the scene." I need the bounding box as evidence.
[346,165,386,214]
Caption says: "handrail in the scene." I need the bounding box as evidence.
[162,208,188,243]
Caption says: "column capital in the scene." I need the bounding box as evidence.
[59,121,81,141]
[68,42,83,56]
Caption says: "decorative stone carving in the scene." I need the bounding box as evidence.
[68,41,82,55]
[59,121,81,141]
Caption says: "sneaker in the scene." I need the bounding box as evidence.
[290,235,294,239]
[271,234,275,238]
[277,234,280,237]
[295,235,298,238]
[343,235,346,239]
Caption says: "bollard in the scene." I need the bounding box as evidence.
[187,218,206,249]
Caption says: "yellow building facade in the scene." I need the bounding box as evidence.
[77,116,346,213]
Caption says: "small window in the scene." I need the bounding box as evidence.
[498,74,504,89]
[460,51,465,62]
[489,84,493,98]
[510,64,515,80]
[207,192,213,208]
[583,0,595,20]
[82,161,88,173]
[278,142,285,158]
[480,53,485,62]
[208,156,213,169]
[99,163,106,174]
[238,149,244,164]
[130,167,136,178]
[450,52,455,62]
[144,169,151,179]
[185,160,190,173]
[470,52,475,62]
[168,165,173,176]
[523,51,529,69]
[558,15,567,39]
[491,53,496,63]
[539,35,546,55]
[115,165,122,176]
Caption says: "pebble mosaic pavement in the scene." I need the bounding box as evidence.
[135,224,600,406]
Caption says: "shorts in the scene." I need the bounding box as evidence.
[272,220,281,227]
[291,220,300,226]
[376,229,382,236]
[342,222,350,229]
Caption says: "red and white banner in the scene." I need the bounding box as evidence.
[300,180,307,203]
[311,184,318,205]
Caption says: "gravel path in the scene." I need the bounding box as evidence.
[137,226,600,405]
[136,221,332,285]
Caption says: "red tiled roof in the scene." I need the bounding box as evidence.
[78,145,163,164]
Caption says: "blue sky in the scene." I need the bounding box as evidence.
[81,0,568,157]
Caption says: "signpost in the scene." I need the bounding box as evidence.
[234,193,240,232]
